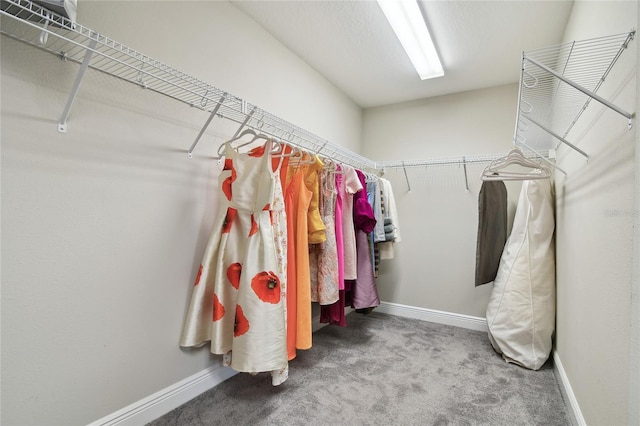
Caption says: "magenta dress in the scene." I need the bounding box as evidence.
[351,170,379,309]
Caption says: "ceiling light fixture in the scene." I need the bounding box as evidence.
[377,0,444,80]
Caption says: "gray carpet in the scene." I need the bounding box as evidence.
[149,312,571,426]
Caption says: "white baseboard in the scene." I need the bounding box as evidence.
[553,350,586,426]
[376,301,489,332]
[90,313,342,426]
[88,363,237,426]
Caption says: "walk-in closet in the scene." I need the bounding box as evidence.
[1,1,638,425]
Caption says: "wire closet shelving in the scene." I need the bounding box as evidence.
[513,30,635,162]
[0,0,636,181]
[0,0,377,172]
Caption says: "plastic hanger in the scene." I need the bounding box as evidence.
[215,128,271,157]
[322,159,344,175]
[481,147,551,181]
[287,147,317,165]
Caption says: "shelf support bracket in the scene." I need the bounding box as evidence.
[58,34,98,132]
[522,115,589,160]
[524,56,636,123]
[187,93,227,159]
[402,161,411,192]
[462,156,469,192]
[231,106,257,139]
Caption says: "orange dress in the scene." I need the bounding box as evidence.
[284,166,313,359]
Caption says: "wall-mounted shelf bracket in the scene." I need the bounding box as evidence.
[402,161,411,192]
[187,93,227,159]
[522,115,589,160]
[58,34,97,132]
[462,156,469,192]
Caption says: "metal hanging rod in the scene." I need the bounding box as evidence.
[378,150,555,193]
[0,0,377,172]
[513,30,635,162]
[376,150,551,170]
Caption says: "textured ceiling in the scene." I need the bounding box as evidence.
[230,1,574,108]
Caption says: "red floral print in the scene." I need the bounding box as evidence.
[251,271,281,304]
[213,294,225,321]
[234,305,249,337]
[226,262,241,290]
[194,265,203,286]
[222,207,237,234]
[249,214,258,237]
[222,159,236,201]
[248,146,265,157]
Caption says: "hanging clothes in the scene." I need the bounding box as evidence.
[320,164,347,327]
[475,180,508,286]
[310,164,340,306]
[180,141,288,383]
[284,164,312,359]
[340,165,363,280]
[351,170,379,310]
[305,156,327,244]
[371,178,385,244]
[486,178,555,370]
[378,178,401,259]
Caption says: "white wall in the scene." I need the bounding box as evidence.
[0,2,362,425]
[553,1,638,425]
[362,84,521,317]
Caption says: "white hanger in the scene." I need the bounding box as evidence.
[215,128,269,158]
[287,147,317,165]
[322,159,344,175]
[481,147,551,181]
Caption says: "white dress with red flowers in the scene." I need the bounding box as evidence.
[180,141,288,378]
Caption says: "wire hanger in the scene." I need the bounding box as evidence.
[481,147,552,181]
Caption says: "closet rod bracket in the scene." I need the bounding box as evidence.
[187,93,227,159]
[523,115,589,159]
[462,156,469,192]
[58,33,98,132]
[402,161,411,192]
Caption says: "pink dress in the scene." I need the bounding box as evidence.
[340,165,363,280]
[320,165,347,326]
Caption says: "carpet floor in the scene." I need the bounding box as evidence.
[149,312,571,426]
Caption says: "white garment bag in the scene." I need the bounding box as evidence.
[485,178,555,370]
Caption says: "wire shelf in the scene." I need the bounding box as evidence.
[514,31,635,156]
[2,0,635,175]
[0,0,378,172]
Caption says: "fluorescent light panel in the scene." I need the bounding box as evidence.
[377,0,444,80]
